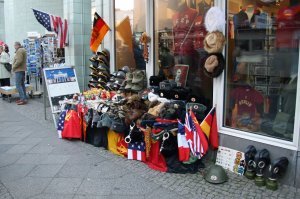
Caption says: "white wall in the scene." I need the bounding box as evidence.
[0,0,4,41]
[4,0,64,49]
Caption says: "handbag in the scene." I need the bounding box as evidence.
[4,63,12,72]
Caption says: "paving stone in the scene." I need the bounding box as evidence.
[40,155,70,165]
[28,145,55,154]
[5,144,35,154]
[0,137,23,145]
[145,188,186,199]
[0,164,36,183]
[4,177,51,199]
[20,137,43,145]
[30,193,74,199]
[28,165,63,178]
[0,144,14,153]
[56,164,91,178]
[86,161,127,179]
[77,178,115,196]
[44,178,83,195]
[15,154,45,164]
[0,154,22,167]
[73,195,109,199]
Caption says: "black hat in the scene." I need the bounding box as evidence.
[88,83,96,89]
[149,76,164,87]
[97,49,110,62]
[132,70,146,84]
[203,53,225,78]
[158,89,172,99]
[97,55,109,66]
[172,87,189,100]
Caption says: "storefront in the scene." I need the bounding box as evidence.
[89,0,300,187]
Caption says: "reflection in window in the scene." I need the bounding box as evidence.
[154,0,213,107]
[115,0,146,70]
[225,0,299,141]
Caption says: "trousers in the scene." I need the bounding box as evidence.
[15,71,27,101]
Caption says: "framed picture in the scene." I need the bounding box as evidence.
[173,64,189,87]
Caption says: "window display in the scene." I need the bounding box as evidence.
[224,0,299,141]
[154,0,213,107]
[115,0,146,70]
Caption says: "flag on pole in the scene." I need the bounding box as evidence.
[200,107,219,149]
[90,12,110,53]
[190,110,209,156]
[32,9,68,48]
[177,120,190,162]
[185,110,209,159]
[128,142,146,162]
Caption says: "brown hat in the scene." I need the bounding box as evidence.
[204,31,226,53]
[204,55,218,73]
[203,53,225,78]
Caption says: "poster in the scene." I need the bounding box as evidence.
[173,64,189,87]
[216,146,246,175]
[43,67,80,113]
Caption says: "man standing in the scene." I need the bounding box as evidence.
[12,42,27,105]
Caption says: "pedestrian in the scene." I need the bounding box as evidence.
[12,41,28,105]
[0,45,11,98]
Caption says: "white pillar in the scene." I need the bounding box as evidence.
[64,0,92,91]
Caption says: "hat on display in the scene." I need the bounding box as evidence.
[131,82,144,92]
[132,70,146,84]
[116,70,126,79]
[203,53,225,78]
[98,71,110,80]
[97,49,110,62]
[126,72,133,81]
[205,7,225,33]
[89,63,99,71]
[98,63,110,72]
[89,72,98,79]
[121,66,130,73]
[125,81,133,90]
[98,78,107,85]
[203,31,226,54]
[114,78,125,86]
[149,76,164,87]
[89,78,98,84]
[187,94,201,103]
[106,82,114,91]
[97,55,109,66]
[89,55,98,62]
[110,76,116,82]
[172,87,189,100]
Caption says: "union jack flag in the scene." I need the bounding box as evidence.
[33,9,68,48]
[185,110,208,159]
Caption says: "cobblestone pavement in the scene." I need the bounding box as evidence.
[0,97,300,199]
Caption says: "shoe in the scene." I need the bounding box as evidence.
[17,101,27,105]
[16,99,22,103]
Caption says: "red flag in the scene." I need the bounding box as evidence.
[200,107,219,149]
[62,110,82,139]
[90,12,110,52]
[178,121,190,162]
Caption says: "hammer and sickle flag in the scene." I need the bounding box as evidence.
[90,12,110,53]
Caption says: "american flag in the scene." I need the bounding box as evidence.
[128,142,146,162]
[185,110,208,159]
[33,9,68,48]
[57,110,67,138]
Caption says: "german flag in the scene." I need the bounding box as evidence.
[200,107,219,149]
[90,12,110,53]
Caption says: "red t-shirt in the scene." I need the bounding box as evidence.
[193,15,207,50]
[230,86,263,117]
[172,6,198,56]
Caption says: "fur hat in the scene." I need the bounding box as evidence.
[203,53,225,78]
[204,31,226,53]
[205,7,225,32]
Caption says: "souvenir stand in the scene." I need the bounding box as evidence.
[23,35,43,97]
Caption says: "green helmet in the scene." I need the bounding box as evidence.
[204,165,228,184]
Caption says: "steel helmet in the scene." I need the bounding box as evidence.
[204,165,228,184]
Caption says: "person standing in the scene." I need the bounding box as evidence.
[12,42,28,105]
[0,46,11,93]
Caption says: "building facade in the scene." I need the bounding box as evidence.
[1,0,300,187]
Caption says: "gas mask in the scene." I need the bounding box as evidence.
[266,157,289,190]
[254,149,270,177]
[244,145,257,179]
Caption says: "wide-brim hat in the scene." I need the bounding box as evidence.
[204,31,226,54]
[203,53,225,78]
[132,70,146,84]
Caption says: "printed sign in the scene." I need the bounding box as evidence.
[216,146,246,175]
[43,67,80,113]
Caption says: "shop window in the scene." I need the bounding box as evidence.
[115,0,146,70]
[154,0,213,107]
[224,0,299,141]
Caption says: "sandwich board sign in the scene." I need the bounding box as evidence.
[43,66,80,114]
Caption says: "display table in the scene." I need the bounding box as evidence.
[0,85,33,103]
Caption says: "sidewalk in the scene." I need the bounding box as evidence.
[0,98,299,199]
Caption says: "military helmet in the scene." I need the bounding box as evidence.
[204,165,228,184]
